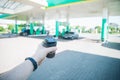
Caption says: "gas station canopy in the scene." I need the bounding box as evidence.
[0,0,120,20]
[46,0,89,8]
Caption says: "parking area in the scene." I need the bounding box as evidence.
[0,33,120,74]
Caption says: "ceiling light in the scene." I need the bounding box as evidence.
[0,13,3,15]
[29,0,48,6]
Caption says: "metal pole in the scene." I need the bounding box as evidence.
[15,17,18,34]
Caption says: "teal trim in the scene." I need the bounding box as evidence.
[0,14,11,18]
[30,23,34,35]
[55,21,59,37]
[46,0,86,7]
[101,18,107,42]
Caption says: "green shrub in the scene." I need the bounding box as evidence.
[0,26,5,32]
[8,24,14,30]
[95,26,101,33]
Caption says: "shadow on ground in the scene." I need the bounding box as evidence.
[81,38,101,43]
[23,36,46,40]
[117,36,120,37]
[21,35,85,42]
[28,50,120,80]
[57,37,85,42]
[102,42,120,50]
[0,33,18,39]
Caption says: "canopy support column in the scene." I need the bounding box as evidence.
[101,8,109,42]
[15,17,18,34]
[66,6,70,32]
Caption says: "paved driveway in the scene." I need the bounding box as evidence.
[0,34,120,73]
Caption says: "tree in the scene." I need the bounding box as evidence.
[75,25,80,29]
[109,26,115,34]
[95,26,101,33]
[81,26,85,33]
[88,28,92,33]
[0,26,5,32]
[108,23,120,34]
[8,24,14,30]
[116,27,120,33]
[18,24,26,31]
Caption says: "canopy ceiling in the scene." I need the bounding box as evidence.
[0,0,120,20]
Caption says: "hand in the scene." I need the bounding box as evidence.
[32,43,57,65]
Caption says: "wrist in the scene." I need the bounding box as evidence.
[32,55,45,65]
[25,57,38,71]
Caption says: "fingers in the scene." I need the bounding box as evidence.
[45,47,57,53]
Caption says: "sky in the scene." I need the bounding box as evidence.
[45,16,120,28]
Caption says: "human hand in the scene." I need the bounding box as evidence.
[32,43,57,65]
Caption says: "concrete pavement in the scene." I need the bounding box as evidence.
[0,33,120,73]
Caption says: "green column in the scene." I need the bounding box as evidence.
[36,28,40,35]
[62,29,65,36]
[11,28,14,34]
[30,23,34,35]
[66,6,70,32]
[101,8,108,42]
[42,24,46,34]
[101,19,107,42]
[15,17,18,34]
[15,24,18,34]
[55,21,59,37]
[66,23,69,32]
